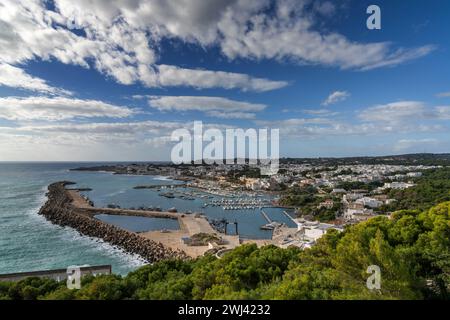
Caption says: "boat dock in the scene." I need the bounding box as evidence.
[206,198,270,210]
[134,183,187,189]
[261,210,272,223]
[282,210,297,225]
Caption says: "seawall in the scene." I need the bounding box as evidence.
[38,182,187,263]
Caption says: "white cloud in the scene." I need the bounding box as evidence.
[6,119,235,138]
[0,63,72,95]
[437,91,450,98]
[0,120,236,160]
[359,101,450,124]
[394,138,439,152]
[0,0,287,92]
[255,99,450,139]
[154,65,288,92]
[322,91,350,106]
[216,0,434,70]
[15,121,180,135]
[206,111,256,119]
[276,99,450,138]
[0,96,134,121]
[0,120,185,159]
[302,109,339,116]
[435,106,450,119]
[259,119,444,139]
[358,101,433,123]
[148,96,266,117]
[0,0,434,93]
[313,1,336,17]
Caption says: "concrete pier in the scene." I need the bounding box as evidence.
[261,210,272,223]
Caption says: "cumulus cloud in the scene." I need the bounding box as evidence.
[0,0,434,93]
[0,0,287,91]
[0,63,72,95]
[154,65,288,92]
[216,0,434,70]
[0,96,134,121]
[255,117,445,139]
[0,119,233,160]
[359,101,427,122]
[358,101,434,123]
[255,99,450,139]
[7,119,237,137]
[0,121,184,159]
[322,91,350,106]
[147,96,266,118]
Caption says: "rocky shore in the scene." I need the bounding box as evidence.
[38,182,188,263]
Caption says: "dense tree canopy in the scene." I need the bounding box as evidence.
[382,167,450,212]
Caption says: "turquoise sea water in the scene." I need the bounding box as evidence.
[0,163,148,275]
[0,162,295,276]
[94,214,180,233]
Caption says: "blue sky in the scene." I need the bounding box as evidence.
[0,0,449,160]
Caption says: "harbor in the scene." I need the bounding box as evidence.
[73,174,292,240]
[53,183,241,259]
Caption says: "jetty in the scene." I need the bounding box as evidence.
[39,182,187,262]
[282,210,297,225]
[260,210,282,230]
[39,182,241,260]
[261,210,272,223]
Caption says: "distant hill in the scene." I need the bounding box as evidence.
[281,153,450,166]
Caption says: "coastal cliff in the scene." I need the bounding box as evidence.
[38,182,187,263]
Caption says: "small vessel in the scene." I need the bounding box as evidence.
[260,222,281,230]
[161,192,175,198]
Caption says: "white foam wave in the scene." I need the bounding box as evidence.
[152,176,174,181]
[25,185,147,273]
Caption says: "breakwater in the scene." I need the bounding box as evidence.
[38,182,187,263]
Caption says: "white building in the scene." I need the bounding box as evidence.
[296,220,343,242]
[343,193,365,202]
[407,172,422,178]
[332,188,347,194]
[344,208,375,221]
[380,182,414,190]
[355,197,383,209]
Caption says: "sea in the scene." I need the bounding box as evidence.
[0,162,295,276]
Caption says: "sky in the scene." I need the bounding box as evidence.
[0,0,449,161]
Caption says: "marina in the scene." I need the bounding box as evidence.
[74,174,292,240]
[205,198,271,210]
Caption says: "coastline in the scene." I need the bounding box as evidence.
[38,181,188,263]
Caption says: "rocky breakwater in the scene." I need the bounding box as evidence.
[38,182,187,263]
